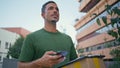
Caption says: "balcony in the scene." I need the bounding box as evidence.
[79,0,100,12]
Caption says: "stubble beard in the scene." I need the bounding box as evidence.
[51,20,57,25]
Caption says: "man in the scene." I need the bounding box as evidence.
[18,1,77,68]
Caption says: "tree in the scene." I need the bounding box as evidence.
[96,2,120,56]
[96,4,120,41]
[109,47,120,68]
[96,2,120,68]
[7,36,24,59]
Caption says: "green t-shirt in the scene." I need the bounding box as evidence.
[19,28,77,68]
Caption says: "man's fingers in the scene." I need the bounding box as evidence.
[45,51,57,55]
[45,51,65,62]
[52,57,65,64]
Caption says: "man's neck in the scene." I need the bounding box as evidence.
[44,22,57,32]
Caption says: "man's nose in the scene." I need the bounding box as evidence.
[53,8,58,13]
[53,9,57,12]
[53,9,57,13]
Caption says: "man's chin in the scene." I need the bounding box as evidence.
[51,20,58,24]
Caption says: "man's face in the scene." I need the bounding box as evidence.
[42,3,59,23]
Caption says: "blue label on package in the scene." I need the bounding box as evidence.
[56,51,68,57]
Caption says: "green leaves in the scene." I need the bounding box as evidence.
[105,4,113,15]
[7,36,24,59]
[96,18,101,26]
[110,18,118,27]
[110,47,120,57]
[105,4,111,10]
[102,16,108,26]
[108,30,118,39]
[113,7,120,15]
[118,27,120,35]
[100,3,120,68]
[96,16,108,26]
[96,4,120,40]
[96,16,107,26]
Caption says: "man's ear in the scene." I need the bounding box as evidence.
[41,13,45,18]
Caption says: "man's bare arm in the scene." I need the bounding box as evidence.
[18,51,65,68]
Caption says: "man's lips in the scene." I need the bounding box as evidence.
[51,14,58,17]
[51,15,58,19]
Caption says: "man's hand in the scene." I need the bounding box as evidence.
[34,51,65,68]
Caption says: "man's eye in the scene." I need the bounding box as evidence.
[56,8,59,11]
[49,7,54,10]
[48,7,59,11]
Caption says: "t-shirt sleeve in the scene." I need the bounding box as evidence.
[69,38,78,61]
[18,34,35,62]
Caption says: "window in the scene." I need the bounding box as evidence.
[9,43,11,48]
[78,48,84,53]
[97,46,101,50]
[5,42,9,49]
[0,56,1,61]
[86,47,89,52]
[0,40,1,48]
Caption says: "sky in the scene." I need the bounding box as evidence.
[0,0,86,43]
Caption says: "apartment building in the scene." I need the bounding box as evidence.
[75,0,120,59]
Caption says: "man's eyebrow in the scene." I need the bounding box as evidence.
[48,6,59,11]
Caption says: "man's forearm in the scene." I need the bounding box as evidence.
[18,60,43,68]
[18,51,63,68]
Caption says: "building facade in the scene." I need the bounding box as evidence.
[0,27,30,62]
[75,0,120,59]
[0,28,20,62]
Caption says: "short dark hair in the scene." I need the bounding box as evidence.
[41,1,57,13]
